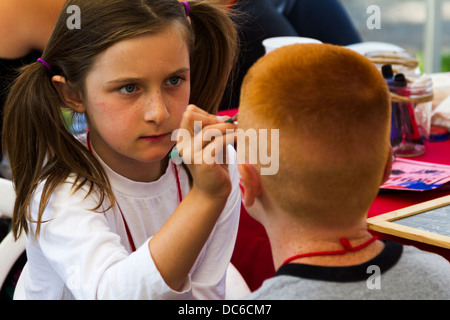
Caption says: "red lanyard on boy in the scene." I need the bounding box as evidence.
[281,236,378,266]
[86,132,182,252]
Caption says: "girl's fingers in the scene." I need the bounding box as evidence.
[200,129,237,165]
[180,105,216,129]
[174,118,237,165]
[180,105,233,135]
[195,122,237,151]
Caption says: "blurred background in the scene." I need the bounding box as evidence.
[342,0,450,73]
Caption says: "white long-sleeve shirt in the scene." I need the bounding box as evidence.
[14,146,241,300]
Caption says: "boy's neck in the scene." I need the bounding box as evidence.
[266,214,384,270]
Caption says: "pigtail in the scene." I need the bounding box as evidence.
[2,0,238,240]
[2,62,113,240]
[187,0,239,114]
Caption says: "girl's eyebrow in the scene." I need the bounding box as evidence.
[107,77,142,85]
[106,67,190,85]
[170,67,190,74]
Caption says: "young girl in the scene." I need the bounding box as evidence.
[3,0,240,299]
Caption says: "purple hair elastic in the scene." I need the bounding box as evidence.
[181,1,190,17]
[37,58,52,72]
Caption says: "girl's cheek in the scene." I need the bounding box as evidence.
[95,101,106,108]
[91,99,109,112]
[92,100,124,120]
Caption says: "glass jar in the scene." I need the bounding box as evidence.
[389,74,433,157]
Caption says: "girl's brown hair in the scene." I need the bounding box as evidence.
[3,0,238,239]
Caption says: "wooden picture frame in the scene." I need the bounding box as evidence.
[367,195,450,249]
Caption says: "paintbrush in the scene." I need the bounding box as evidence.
[224,113,238,124]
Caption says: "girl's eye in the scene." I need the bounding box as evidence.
[166,77,182,86]
[118,84,136,94]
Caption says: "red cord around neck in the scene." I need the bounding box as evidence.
[281,235,378,266]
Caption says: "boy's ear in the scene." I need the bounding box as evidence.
[51,75,86,113]
[381,147,394,185]
[238,163,262,208]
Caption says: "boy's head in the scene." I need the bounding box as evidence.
[238,43,392,229]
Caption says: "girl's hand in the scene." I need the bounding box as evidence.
[174,105,237,200]
[149,105,237,291]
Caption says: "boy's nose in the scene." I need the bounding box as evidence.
[144,90,169,124]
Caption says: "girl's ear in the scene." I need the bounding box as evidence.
[51,75,86,113]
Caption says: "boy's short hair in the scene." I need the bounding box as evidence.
[238,43,391,228]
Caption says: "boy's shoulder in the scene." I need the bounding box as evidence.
[245,241,450,300]
[398,244,450,275]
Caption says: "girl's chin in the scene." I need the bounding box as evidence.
[137,149,173,163]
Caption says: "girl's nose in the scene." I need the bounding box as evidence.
[144,90,169,124]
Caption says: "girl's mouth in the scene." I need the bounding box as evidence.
[139,133,171,142]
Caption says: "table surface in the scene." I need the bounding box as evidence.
[222,107,450,290]
[369,139,450,218]
[367,139,450,261]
